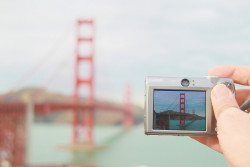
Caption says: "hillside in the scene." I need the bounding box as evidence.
[158,110,205,120]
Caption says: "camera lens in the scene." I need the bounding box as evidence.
[181,78,190,87]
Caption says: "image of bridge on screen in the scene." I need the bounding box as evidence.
[153,90,206,131]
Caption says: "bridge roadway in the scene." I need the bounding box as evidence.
[0,101,129,114]
[157,111,191,116]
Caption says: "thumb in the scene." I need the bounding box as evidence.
[211,84,239,120]
[211,85,250,167]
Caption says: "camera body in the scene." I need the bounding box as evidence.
[144,76,235,136]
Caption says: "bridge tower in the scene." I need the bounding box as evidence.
[179,93,185,126]
[73,19,95,144]
[123,83,134,128]
[192,109,195,121]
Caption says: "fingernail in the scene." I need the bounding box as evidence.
[212,84,232,99]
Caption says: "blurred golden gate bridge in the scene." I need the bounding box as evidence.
[0,19,134,167]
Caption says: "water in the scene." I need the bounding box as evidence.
[29,123,227,167]
[170,120,206,131]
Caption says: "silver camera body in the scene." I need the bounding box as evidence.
[144,76,235,136]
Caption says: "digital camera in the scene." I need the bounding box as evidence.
[144,76,235,136]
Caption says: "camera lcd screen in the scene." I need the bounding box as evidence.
[153,90,206,131]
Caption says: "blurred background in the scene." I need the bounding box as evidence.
[0,0,249,167]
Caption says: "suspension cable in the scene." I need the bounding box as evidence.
[166,94,179,111]
[1,26,73,100]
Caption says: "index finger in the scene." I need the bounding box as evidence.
[208,65,250,86]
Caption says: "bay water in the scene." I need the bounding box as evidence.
[29,123,227,167]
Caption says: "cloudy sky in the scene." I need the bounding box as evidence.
[1,0,250,106]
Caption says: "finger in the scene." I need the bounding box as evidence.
[208,65,250,86]
[211,84,250,166]
[235,89,250,106]
[211,84,239,120]
[190,136,222,153]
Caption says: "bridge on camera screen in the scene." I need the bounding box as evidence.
[155,93,198,129]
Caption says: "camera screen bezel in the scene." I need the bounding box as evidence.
[145,77,216,136]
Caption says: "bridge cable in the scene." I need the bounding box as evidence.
[166,94,179,111]
[34,53,72,98]
[172,100,179,112]
[42,53,72,89]
[1,26,73,100]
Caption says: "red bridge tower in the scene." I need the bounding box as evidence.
[179,93,185,126]
[73,19,95,144]
[123,83,133,128]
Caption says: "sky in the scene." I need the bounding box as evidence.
[1,0,250,106]
[154,90,206,117]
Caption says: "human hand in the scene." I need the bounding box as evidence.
[191,65,250,167]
